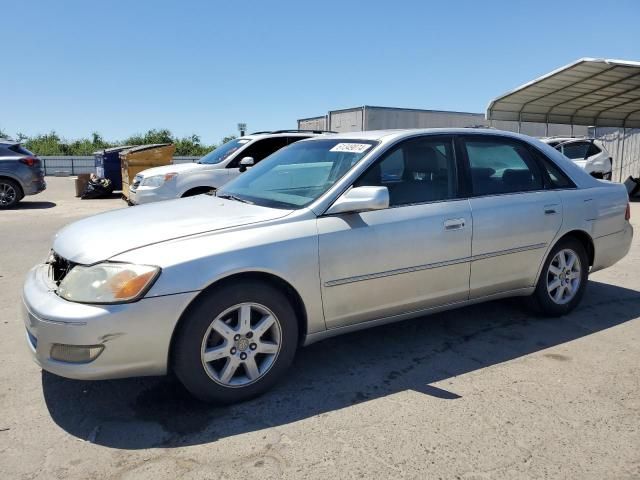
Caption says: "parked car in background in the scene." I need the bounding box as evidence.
[128,130,332,205]
[541,137,613,180]
[0,139,46,208]
[23,129,632,403]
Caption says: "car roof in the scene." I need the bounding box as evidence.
[541,137,594,143]
[298,128,536,144]
[241,131,330,141]
[0,138,17,146]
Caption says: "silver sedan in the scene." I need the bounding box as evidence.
[23,129,633,402]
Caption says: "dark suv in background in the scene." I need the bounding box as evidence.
[0,139,46,208]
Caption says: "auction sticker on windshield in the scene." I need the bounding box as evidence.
[330,143,372,154]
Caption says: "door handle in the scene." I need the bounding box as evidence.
[444,218,466,231]
[544,204,559,215]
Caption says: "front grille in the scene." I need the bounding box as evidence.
[47,251,75,285]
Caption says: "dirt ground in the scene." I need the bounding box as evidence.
[1,177,639,479]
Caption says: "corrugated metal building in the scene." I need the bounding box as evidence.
[298,115,328,131]
[299,105,588,137]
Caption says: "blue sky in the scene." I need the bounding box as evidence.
[2,0,639,144]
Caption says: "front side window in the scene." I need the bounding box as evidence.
[463,137,543,196]
[217,139,377,209]
[355,136,457,206]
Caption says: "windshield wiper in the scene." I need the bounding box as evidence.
[216,193,253,204]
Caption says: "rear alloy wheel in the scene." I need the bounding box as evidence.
[546,249,582,305]
[0,179,21,208]
[531,238,588,316]
[173,281,298,403]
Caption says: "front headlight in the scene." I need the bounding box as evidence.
[57,263,160,304]
[141,172,178,188]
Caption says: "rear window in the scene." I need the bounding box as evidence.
[587,142,602,157]
[561,142,590,160]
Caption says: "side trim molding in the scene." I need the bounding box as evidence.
[324,242,547,287]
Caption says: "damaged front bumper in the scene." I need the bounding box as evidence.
[22,264,197,380]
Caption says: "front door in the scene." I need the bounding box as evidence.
[318,135,472,329]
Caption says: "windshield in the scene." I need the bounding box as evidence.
[198,138,252,164]
[217,139,378,209]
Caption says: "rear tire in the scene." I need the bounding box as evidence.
[0,178,22,208]
[172,280,298,403]
[530,238,588,316]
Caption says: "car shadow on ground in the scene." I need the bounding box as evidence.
[80,192,123,201]
[42,280,640,450]
[13,201,57,209]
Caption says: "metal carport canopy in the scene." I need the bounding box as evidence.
[486,58,640,128]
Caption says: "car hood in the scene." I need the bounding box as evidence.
[53,195,292,264]
[137,162,209,177]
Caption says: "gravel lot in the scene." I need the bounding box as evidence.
[1,177,639,479]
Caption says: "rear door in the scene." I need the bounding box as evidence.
[460,135,563,299]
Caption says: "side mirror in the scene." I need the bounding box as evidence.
[239,157,255,172]
[325,186,389,215]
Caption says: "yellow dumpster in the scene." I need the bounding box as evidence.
[119,143,176,200]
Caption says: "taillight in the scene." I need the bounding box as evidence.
[625,203,631,221]
[19,157,37,167]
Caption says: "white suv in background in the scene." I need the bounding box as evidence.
[541,137,612,180]
[128,130,330,205]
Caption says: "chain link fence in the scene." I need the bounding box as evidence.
[40,156,200,176]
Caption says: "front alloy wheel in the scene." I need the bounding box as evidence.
[201,302,282,387]
[173,280,298,403]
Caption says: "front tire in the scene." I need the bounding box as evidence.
[530,238,588,316]
[172,281,298,403]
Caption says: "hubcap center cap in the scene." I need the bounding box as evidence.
[235,337,250,352]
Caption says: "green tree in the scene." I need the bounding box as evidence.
[10,128,227,157]
[219,135,237,145]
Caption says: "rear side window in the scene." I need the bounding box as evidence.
[533,150,575,189]
[227,137,289,168]
[463,137,543,196]
[7,144,34,156]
